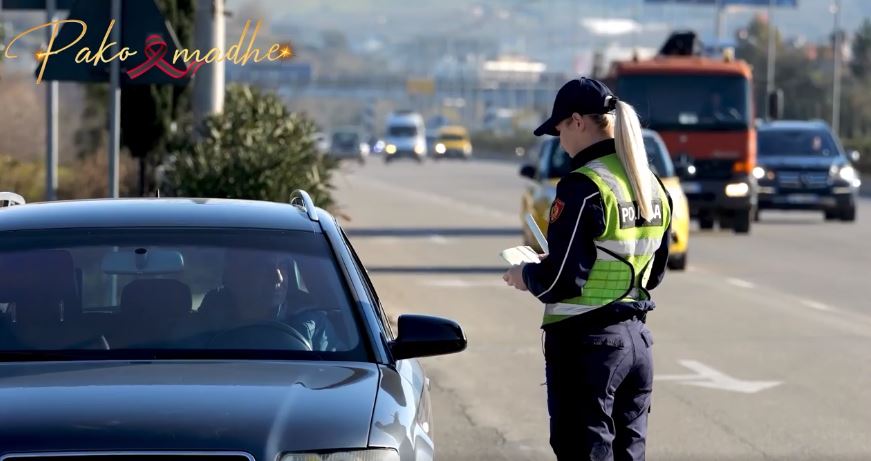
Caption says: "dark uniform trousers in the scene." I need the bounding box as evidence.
[544,313,654,461]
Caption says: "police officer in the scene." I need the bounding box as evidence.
[503,77,672,461]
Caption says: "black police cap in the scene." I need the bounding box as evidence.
[534,77,618,137]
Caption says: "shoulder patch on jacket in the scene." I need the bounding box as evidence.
[549,198,565,223]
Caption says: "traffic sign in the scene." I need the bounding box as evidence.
[1,0,74,9]
[36,0,192,85]
[406,78,435,95]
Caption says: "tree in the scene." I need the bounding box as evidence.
[163,84,338,208]
[850,18,871,79]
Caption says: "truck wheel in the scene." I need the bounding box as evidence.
[824,210,840,221]
[840,206,857,222]
[699,215,715,230]
[733,210,751,234]
[667,252,687,271]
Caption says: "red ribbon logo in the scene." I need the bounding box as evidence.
[126,34,204,80]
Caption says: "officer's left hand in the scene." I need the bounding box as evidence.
[503,264,528,291]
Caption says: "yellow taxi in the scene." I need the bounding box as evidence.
[519,129,689,270]
[433,125,473,160]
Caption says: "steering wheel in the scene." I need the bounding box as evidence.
[206,321,313,351]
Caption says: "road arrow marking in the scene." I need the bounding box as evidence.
[656,360,782,394]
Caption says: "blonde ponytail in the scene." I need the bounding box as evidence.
[613,100,655,221]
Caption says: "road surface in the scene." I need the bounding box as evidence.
[333,158,871,461]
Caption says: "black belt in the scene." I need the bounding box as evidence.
[543,304,647,334]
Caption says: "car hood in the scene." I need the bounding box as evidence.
[0,360,379,457]
[756,155,842,170]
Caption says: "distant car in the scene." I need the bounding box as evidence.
[433,126,473,160]
[329,127,370,164]
[384,111,427,163]
[755,120,861,222]
[312,131,330,154]
[519,130,690,270]
[0,191,467,460]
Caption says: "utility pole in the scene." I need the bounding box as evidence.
[193,0,225,134]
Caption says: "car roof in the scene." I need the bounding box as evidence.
[0,198,322,232]
[757,120,831,131]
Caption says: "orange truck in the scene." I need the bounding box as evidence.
[606,31,757,234]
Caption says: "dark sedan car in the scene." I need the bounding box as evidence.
[0,191,466,461]
[755,120,861,222]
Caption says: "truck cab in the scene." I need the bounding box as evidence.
[608,31,757,234]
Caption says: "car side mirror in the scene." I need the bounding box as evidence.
[519,164,537,180]
[850,150,861,163]
[389,314,467,361]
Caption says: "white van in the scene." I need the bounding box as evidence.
[384,111,427,163]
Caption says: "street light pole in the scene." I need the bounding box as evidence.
[108,0,121,198]
[832,0,842,136]
[765,0,777,121]
[45,0,58,201]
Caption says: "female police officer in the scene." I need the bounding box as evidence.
[503,77,672,461]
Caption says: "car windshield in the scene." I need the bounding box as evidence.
[332,132,360,145]
[543,137,674,178]
[758,129,840,157]
[617,74,751,131]
[643,134,676,177]
[0,229,365,361]
[388,125,418,137]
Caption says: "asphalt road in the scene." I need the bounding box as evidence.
[333,157,871,461]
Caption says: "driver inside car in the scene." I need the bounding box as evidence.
[197,249,341,351]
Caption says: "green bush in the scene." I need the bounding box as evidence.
[163,84,338,208]
[0,155,44,202]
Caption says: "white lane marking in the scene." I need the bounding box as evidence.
[691,264,842,314]
[350,176,518,223]
[656,360,782,394]
[726,278,756,289]
[428,234,450,245]
[799,299,834,312]
[422,279,507,288]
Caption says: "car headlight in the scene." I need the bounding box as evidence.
[435,143,446,154]
[838,165,857,182]
[385,144,397,155]
[414,143,425,155]
[359,143,370,154]
[463,144,472,154]
[752,166,766,180]
[281,449,399,461]
[725,182,750,197]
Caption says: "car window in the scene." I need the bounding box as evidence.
[643,134,676,178]
[0,229,366,361]
[537,139,554,178]
[340,230,394,340]
[546,140,573,179]
[388,125,418,137]
[758,129,840,157]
